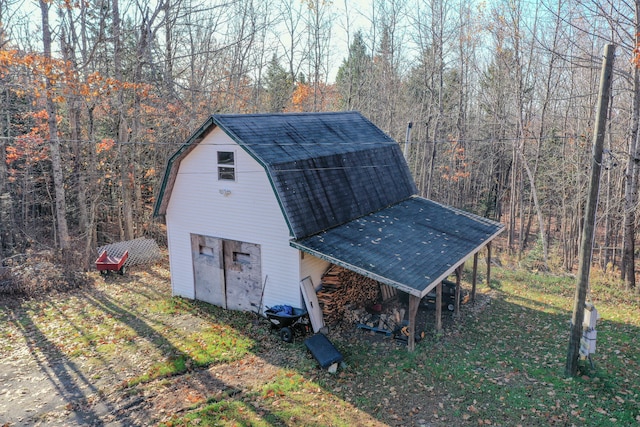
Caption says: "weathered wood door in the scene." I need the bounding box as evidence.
[191,234,262,312]
[191,234,226,308]
[223,240,262,312]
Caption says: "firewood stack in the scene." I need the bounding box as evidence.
[317,265,381,324]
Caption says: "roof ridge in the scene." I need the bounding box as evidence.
[212,111,362,118]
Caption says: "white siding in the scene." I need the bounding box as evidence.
[300,254,330,292]
[165,127,303,310]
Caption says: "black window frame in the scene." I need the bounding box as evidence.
[217,151,236,181]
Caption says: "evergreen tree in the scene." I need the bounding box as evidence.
[264,53,293,112]
[335,31,371,110]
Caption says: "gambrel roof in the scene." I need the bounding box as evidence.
[155,111,416,239]
[213,112,417,239]
[155,111,503,298]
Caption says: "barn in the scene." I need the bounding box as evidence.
[154,111,503,348]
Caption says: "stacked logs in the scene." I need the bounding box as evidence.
[317,265,381,324]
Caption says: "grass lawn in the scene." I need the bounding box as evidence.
[1,256,639,426]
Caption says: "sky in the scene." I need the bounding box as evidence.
[10,0,388,83]
[329,0,375,80]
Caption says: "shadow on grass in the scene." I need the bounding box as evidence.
[77,283,293,424]
[4,300,109,426]
[86,274,300,426]
[0,271,284,426]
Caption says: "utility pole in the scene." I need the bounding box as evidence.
[565,44,615,377]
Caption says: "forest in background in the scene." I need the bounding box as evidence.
[0,0,639,289]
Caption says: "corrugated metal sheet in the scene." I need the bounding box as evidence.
[290,197,504,298]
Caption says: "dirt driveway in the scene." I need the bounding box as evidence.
[0,339,311,426]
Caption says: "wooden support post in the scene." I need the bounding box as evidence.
[407,294,420,352]
[454,267,462,316]
[472,252,479,302]
[486,242,492,287]
[435,282,442,333]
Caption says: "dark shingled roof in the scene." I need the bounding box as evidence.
[291,197,504,297]
[213,112,417,238]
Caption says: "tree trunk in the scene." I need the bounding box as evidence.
[603,96,615,271]
[85,106,98,259]
[0,88,11,257]
[62,10,91,266]
[39,0,70,251]
[622,3,640,289]
[112,0,134,241]
[521,153,548,266]
[508,143,518,253]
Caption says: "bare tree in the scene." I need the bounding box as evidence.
[277,0,307,84]
[58,0,108,263]
[39,0,71,250]
[303,0,334,111]
[621,1,640,290]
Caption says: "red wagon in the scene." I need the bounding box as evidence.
[95,250,129,275]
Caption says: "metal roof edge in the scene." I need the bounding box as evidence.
[212,110,364,120]
[260,165,296,238]
[355,111,401,144]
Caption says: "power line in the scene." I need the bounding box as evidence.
[0,133,610,147]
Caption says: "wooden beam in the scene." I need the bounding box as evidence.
[472,252,479,302]
[435,282,442,333]
[486,242,492,287]
[407,294,420,352]
[455,267,462,314]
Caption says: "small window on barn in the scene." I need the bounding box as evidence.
[233,252,251,264]
[199,245,215,257]
[217,151,235,181]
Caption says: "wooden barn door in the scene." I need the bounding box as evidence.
[191,234,226,308]
[223,240,262,312]
[191,234,262,312]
